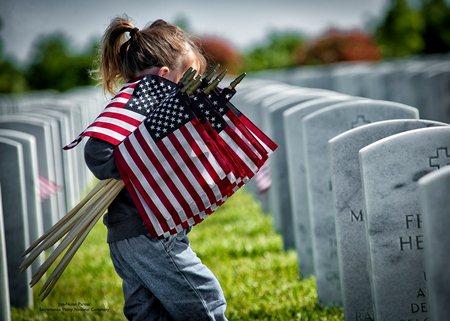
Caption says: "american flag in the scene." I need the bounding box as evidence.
[63,75,177,149]
[191,92,264,182]
[115,89,235,238]
[210,87,277,194]
[216,87,278,156]
[38,176,61,201]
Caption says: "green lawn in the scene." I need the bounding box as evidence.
[12,189,343,321]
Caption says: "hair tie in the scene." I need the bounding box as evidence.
[129,27,139,39]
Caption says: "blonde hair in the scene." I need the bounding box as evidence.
[96,15,206,94]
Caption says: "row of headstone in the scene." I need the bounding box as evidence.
[0,88,106,315]
[253,55,450,125]
[233,69,450,321]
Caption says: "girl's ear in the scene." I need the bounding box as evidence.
[157,66,170,77]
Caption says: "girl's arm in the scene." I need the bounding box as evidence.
[84,138,121,180]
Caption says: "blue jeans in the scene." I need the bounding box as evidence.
[108,229,228,321]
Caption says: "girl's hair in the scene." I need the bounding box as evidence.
[97,15,206,94]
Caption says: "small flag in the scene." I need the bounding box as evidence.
[38,176,61,201]
[63,75,176,149]
[115,89,232,238]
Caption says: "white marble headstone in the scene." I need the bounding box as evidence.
[303,100,419,306]
[0,137,33,308]
[283,95,353,277]
[360,126,450,320]
[0,116,59,231]
[329,119,445,321]
[419,165,450,321]
[0,185,11,321]
[0,129,44,274]
[263,91,334,250]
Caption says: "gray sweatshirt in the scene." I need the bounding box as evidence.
[84,137,148,243]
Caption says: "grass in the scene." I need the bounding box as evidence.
[12,189,343,321]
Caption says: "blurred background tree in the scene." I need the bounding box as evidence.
[420,0,450,54]
[373,0,450,58]
[0,18,27,93]
[26,33,97,91]
[295,28,381,65]
[195,36,243,74]
[1,0,450,93]
[373,0,425,57]
[241,31,304,72]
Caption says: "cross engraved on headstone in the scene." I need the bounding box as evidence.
[350,115,371,129]
[429,147,450,169]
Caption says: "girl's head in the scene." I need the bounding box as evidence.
[97,15,207,94]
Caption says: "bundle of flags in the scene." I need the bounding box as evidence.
[21,65,278,298]
[115,67,278,238]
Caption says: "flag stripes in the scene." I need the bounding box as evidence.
[113,82,278,238]
[64,75,177,150]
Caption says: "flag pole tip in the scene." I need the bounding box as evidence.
[229,73,246,89]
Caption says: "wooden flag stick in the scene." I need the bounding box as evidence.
[20,179,116,271]
[22,179,111,256]
[28,179,120,285]
[39,180,124,299]
[39,209,102,299]
[39,208,103,300]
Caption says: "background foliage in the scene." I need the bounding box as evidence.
[0,0,449,92]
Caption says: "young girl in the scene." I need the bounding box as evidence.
[84,16,228,321]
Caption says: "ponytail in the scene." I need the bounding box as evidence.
[96,15,135,95]
[96,16,206,95]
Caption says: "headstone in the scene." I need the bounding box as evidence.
[302,100,419,306]
[329,119,445,321]
[264,91,342,250]
[359,126,450,321]
[0,137,32,308]
[233,82,292,211]
[0,186,12,321]
[425,67,450,124]
[283,95,354,278]
[0,129,44,274]
[17,112,67,215]
[22,107,78,209]
[0,116,59,231]
[42,103,83,204]
[419,165,450,321]
[55,97,94,194]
